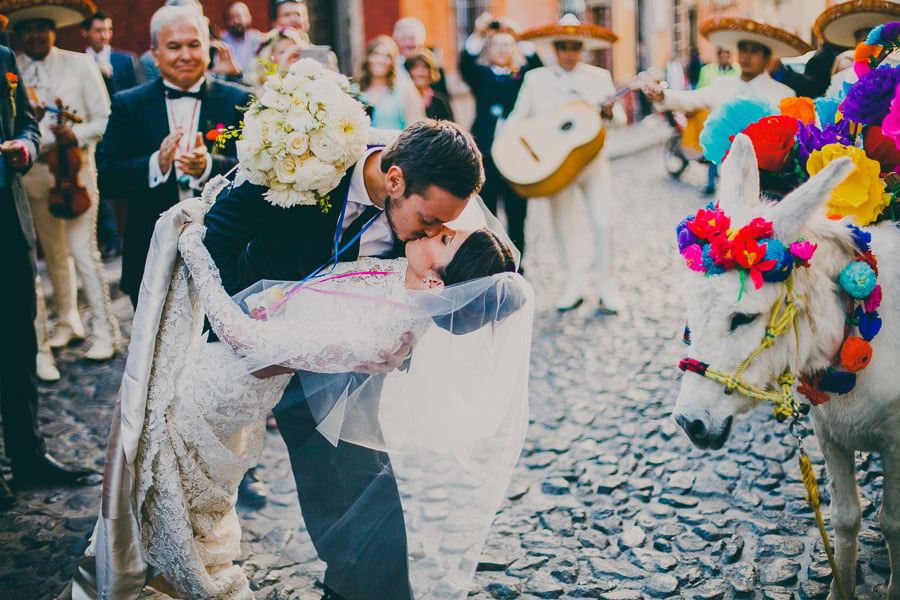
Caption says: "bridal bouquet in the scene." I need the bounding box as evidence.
[235,58,370,210]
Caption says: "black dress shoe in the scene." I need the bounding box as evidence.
[321,585,347,600]
[0,476,14,510]
[237,468,267,509]
[12,453,96,488]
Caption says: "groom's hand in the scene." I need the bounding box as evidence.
[354,332,414,375]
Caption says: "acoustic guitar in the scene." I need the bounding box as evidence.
[491,70,660,198]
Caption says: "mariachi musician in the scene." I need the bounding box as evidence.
[505,13,626,313]
[6,0,120,364]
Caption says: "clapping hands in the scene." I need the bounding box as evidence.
[158,127,208,177]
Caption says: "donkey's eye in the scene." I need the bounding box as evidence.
[729,312,760,332]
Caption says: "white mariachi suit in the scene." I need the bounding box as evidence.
[506,63,627,310]
[18,47,120,356]
[655,70,795,113]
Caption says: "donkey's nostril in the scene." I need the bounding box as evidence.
[685,418,707,440]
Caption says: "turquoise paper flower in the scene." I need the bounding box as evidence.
[700,97,776,164]
[839,261,877,299]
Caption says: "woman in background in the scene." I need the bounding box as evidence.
[406,49,454,122]
[359,35,425,130]
[459,13,541,261]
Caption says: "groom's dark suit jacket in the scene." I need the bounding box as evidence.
[204,145,397,295]
[97,77,250,297]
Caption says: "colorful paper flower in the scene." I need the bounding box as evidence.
[814,92,844,127]
[856,308,883,341]
[737,115,798,172]
[796,120,851,168]
[848,224,872,251]
[863,122,900,174]
[788,240,817,266]
[818,369,857,394]
[760,238,793,282]
[686,205,730,241]
[841,65,900,126]
[864,284,882,312]
[839,336,873,372]
[880,87,900,153]
[839,261,877,299]
[675,217,699,251]
[738,217,774,240]
[733,237,777,289]
[708,235,737,268]
[700,97,776,164]
[853,43,882,78]
[701,245,726,275]
[865,25,886,45]
[778,97,816,125]
[806,144,889,226]
[681,244,705,272]
[678,357,708,376]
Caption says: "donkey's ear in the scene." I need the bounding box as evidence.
[771,156,855,240]
[718,134,760,212]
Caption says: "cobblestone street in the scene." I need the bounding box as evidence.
[0,145,890,599]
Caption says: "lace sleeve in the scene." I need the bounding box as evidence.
[178,224,374,373]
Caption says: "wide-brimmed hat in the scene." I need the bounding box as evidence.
[700,17,812,59]
[813,0,900,48]
[518,13,618,51]
[0,0,96,30]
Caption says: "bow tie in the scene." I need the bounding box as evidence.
[164,84,206,100]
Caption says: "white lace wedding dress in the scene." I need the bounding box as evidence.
[133,223,427,600]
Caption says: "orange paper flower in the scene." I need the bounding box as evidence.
[778,97,816,125]
[853,43,881,64]
[839,336,873,372]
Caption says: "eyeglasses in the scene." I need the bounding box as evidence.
[274,0,305,5]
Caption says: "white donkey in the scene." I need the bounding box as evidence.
[674,134,900,598]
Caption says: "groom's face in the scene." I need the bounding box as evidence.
[383,168,467,242]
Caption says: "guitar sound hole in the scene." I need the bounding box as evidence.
[560,120,574,132]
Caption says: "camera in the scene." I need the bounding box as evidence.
[488,20,502,31]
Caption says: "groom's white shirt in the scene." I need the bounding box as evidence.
[345,146,394,258]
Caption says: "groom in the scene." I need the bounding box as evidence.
[204,119,484,599]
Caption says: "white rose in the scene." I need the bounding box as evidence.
[241,115,265,150]
[264,72,283,92]
[265,187,310,208]
[240,143,275,174]
[280,72,303,93]
[274,155,301,184]
[286,109,315,133]
[258,107,282,126]
[295,156,339,191]
[288,58,322,80]
[259,87,290,111]
[309,129,343,163]
[285,131,309,156]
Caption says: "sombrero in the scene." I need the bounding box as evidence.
[0,0,96,30]
[813,0,900,48]
[518,13,618,51]
[700,17,812,59]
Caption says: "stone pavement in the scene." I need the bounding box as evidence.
[0,145,890,599]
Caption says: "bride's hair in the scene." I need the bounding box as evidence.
[433,229,523,335]
[437,228,515,286]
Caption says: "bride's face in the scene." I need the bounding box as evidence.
[405,226,472,285]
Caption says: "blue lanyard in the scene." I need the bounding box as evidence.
[288,198,381,291]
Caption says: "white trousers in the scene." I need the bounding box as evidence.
[24,160,119,344]
[546,154,617,295]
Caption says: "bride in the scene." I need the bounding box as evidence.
[65,189,534,600]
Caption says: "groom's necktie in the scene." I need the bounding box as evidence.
[340,204,381,260]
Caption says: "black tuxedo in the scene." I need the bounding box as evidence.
[97,78,250,301]
[98,49,141,97]
[204,149,412,599]
[0,44,46,467]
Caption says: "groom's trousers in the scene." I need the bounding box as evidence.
[274,372,413,600]
[1,187,46,467]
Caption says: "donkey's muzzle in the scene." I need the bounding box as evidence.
[675,414,733,450]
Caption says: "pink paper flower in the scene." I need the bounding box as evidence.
[882,85,900,151]
[788,240,817,266]
[864,284,882,312]
[681,244,705,272]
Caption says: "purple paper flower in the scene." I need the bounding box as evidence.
[847,224,872,251]
[882,22,900,45]
[842,65,900,125]
[855,307,883,341]
[796,120,852,167]
[819,369,856,394]
[676,217,699,251]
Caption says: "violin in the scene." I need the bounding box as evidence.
[46,98,91,219]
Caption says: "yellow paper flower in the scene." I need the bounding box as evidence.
[778,97,816,125]
[806,143,889,226]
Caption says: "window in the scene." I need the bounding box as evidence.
[454,0,491,50]
[587,1,612,73]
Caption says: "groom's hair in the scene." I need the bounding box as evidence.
[381,120,484,200]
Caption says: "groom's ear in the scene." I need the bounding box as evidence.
[385,165,405,196]
[423,269,444,290]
